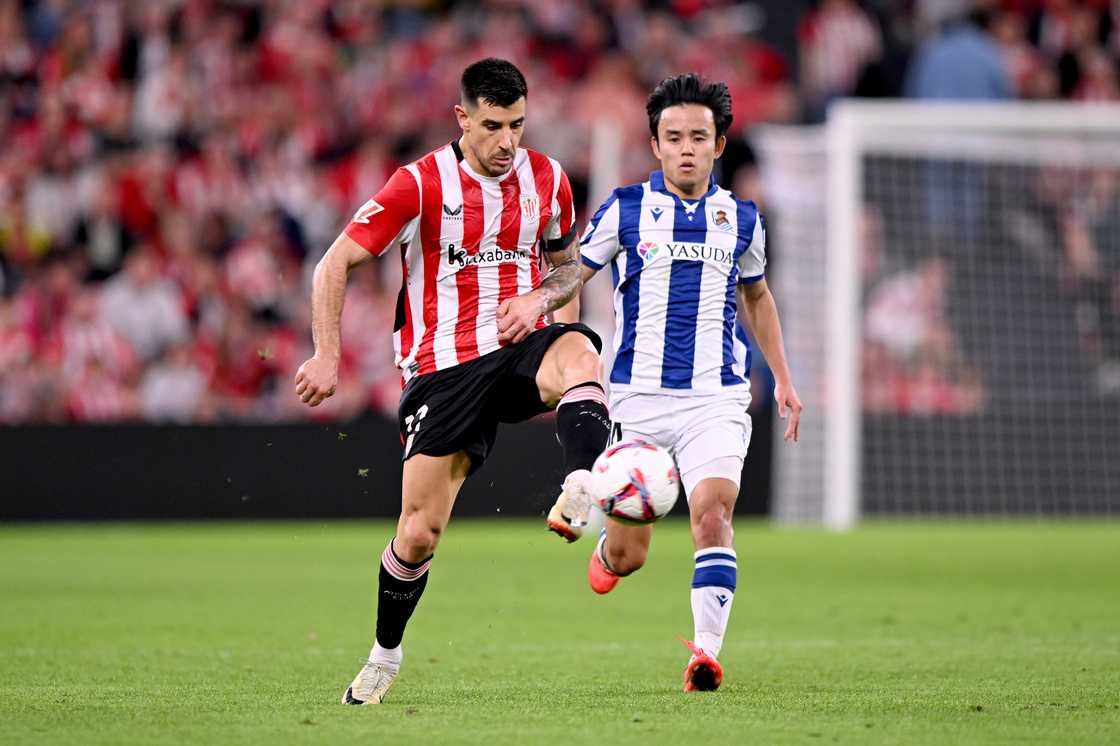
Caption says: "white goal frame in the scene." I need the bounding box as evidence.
[818,100,1120,529]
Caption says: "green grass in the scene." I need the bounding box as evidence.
[1,520,1117,745]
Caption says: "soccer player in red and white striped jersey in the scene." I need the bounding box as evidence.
[293,59,610,705]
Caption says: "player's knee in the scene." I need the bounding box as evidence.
[692,507,733,547]
[560,343,601,389]
[397,516,443,559]
[605,540,648,576]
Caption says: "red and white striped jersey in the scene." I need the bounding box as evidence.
[344,141,576,382]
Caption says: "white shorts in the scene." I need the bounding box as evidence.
[609,390,753,499]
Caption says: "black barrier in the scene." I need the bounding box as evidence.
[0,416,773,521]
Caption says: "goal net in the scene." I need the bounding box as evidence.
[758,102,1120,526]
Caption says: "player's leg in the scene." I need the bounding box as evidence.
[535,329,612,541]
[585,397,672,592]
[674,394,750,692]
[344,451,471,705]
[680,471,740,692]
[380,451,472,645]
[687,473,739,635]
[588,519,651,594]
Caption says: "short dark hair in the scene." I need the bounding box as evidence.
[646,73,733,140]
[460,58,528,108]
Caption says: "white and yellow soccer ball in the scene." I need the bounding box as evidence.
[590,440,680,524]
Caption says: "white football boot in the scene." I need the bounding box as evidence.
[546,469,594,542]
[342,660,399,705]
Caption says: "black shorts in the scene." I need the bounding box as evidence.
[398,323,602,473]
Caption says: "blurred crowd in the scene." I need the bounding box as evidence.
[1,0,1118,423]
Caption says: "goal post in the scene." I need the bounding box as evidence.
[759,100,1120,526]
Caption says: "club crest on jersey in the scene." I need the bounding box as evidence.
[712,209,732,232]
[636,240,662,265]
[352,199,384,224]
[520,194,539,221]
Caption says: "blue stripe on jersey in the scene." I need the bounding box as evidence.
[722,200,758,386]
[661,198,708,388]
[610,187,644,385]
[737,322,752,380]
[720,268,740,386]
[581,255,604,270]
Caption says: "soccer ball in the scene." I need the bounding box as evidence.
[590,440,680,524]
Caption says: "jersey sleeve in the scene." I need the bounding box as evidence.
[737,209,767,283]
[578,190,621,270]
[541,166,577,252]
[343,167,420,257]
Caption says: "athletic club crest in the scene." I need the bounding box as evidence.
[520,194,540,221]
[711,208,732,232]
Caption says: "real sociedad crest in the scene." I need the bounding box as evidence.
[711,208,732,232]
[520,194,539,221]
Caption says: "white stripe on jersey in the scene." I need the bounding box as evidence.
[393,164,424,374]
[473,167,507,354]
[433,146,464,371]
[515,160,539,300]
[630,185,674,380]
[693,246,732,384]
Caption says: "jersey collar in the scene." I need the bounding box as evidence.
[649,170,718,201]
[451,139,515,184]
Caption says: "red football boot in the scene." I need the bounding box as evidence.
[587,546,621,594]
[681,639,723,692]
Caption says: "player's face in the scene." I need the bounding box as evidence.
[455,97,526,177]
[651,104,726,199]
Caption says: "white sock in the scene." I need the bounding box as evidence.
[369,641,402,670]
[595,528,618,574]
[690,546,737,659]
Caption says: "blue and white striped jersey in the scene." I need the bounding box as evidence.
[579,170,766,395]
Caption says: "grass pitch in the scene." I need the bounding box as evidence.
[1,519,1117,745]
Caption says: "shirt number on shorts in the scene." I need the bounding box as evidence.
[403,404,430,458]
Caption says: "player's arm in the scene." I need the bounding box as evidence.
[552,264,597,323]
[498,241,582,343]
[499,167,582,343]
[294,235,371,406]
[734,209,802,441]
[552,189,622,324]
[296,168,419,406]
[738,278,802,442]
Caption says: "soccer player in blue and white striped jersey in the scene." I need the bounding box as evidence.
[552,73,803,692]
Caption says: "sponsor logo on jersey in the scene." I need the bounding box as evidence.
[440,241,526,278]
[520,194,539,221]
[650,207,663,222]
[636,240,735,266]
[442,203,463,217]
[447,242,467,265]
[352,199,384,223]
[712,209,732,232]
[637,240,661,264]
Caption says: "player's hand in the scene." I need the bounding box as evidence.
[497,292,544,344]
[774,381,803,442]
[294,355,338,407]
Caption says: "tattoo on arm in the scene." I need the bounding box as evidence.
[536,247,582,314]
